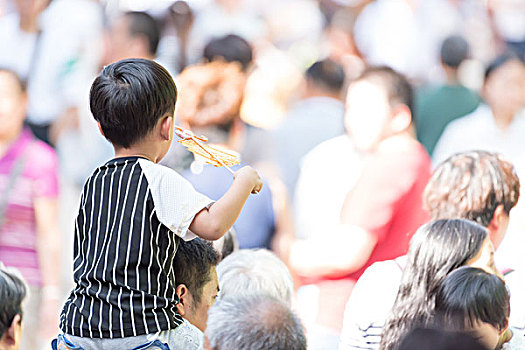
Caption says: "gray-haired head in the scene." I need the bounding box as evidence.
[216,249,293,306]
[206,294,307,350]
[0,265,27,337]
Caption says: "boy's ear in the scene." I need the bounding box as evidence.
[175,284,189,316]
[3,314,20,346]
[160,116,173,141]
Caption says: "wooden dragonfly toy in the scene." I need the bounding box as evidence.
[173,125,240,175]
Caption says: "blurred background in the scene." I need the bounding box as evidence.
[1,0,525,349]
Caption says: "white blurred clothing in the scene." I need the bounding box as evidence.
[353,0,460,80]
[432,104,525,168]
[0,14,38,80]
[293,135,362,240]
[491,0,525,42]
[339,258,405,350]
[187,1,266,63]
[0,0,104,125]
[505,269,525,332]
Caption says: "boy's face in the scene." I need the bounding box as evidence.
[345,80,392,152]
[0,72,26,139]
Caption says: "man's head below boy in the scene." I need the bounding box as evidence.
[344,66,414,152]
[90,58,176,161]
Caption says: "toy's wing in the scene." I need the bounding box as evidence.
[178,139,240,168]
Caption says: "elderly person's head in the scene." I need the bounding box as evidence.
[173,237,220,332]
[216,249,293,306]
[205,294,306,350]
[424,151,520,248]
[0,266,27,350]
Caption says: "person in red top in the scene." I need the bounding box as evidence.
[290,66,431,340]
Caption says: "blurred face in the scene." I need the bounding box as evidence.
[0,71,26,139]
[185,267,219,332]
[108,16,135,62]
[466,236,498,276]
[345,80,391,151]
[484,60,525,117]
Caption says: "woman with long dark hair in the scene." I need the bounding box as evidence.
[379,219,496,350]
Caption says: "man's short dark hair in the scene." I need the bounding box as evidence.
[440,35,470,68]
[306,58,345,94]
[0,266,27,338]
[90,58,177,148]
[203,34,253,71]
[424,151,520,227]
[356,66,414,116]
[174,237,220,304]
[124,11,161,56]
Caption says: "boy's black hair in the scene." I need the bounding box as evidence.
[435,266,510,333]
[306,59,345,94]
[124,11,161,56]
[173,237,220,305]
[90,58,177,148]
[356,66,414,117]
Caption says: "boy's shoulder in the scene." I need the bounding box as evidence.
[136,158,191,187]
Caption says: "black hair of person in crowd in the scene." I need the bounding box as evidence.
[173,237,220,332]
[398,328,489,350]
[0,266,27,350]
[380,219,491,350]
[434,267,510,350]
[305,58,346,95]
[125,11,161,56]
[203,34,253,71]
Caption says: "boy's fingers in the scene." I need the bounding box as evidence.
[251,181,263,194]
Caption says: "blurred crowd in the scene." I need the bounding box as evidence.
[1,0,525,349]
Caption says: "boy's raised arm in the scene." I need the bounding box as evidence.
[189,166,262,241]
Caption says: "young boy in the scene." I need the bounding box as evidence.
[58,58,262,348]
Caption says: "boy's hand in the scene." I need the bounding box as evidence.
[234,166,263,194]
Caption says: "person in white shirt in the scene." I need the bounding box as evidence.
[0,0,104,145]
[433,53,525,168]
